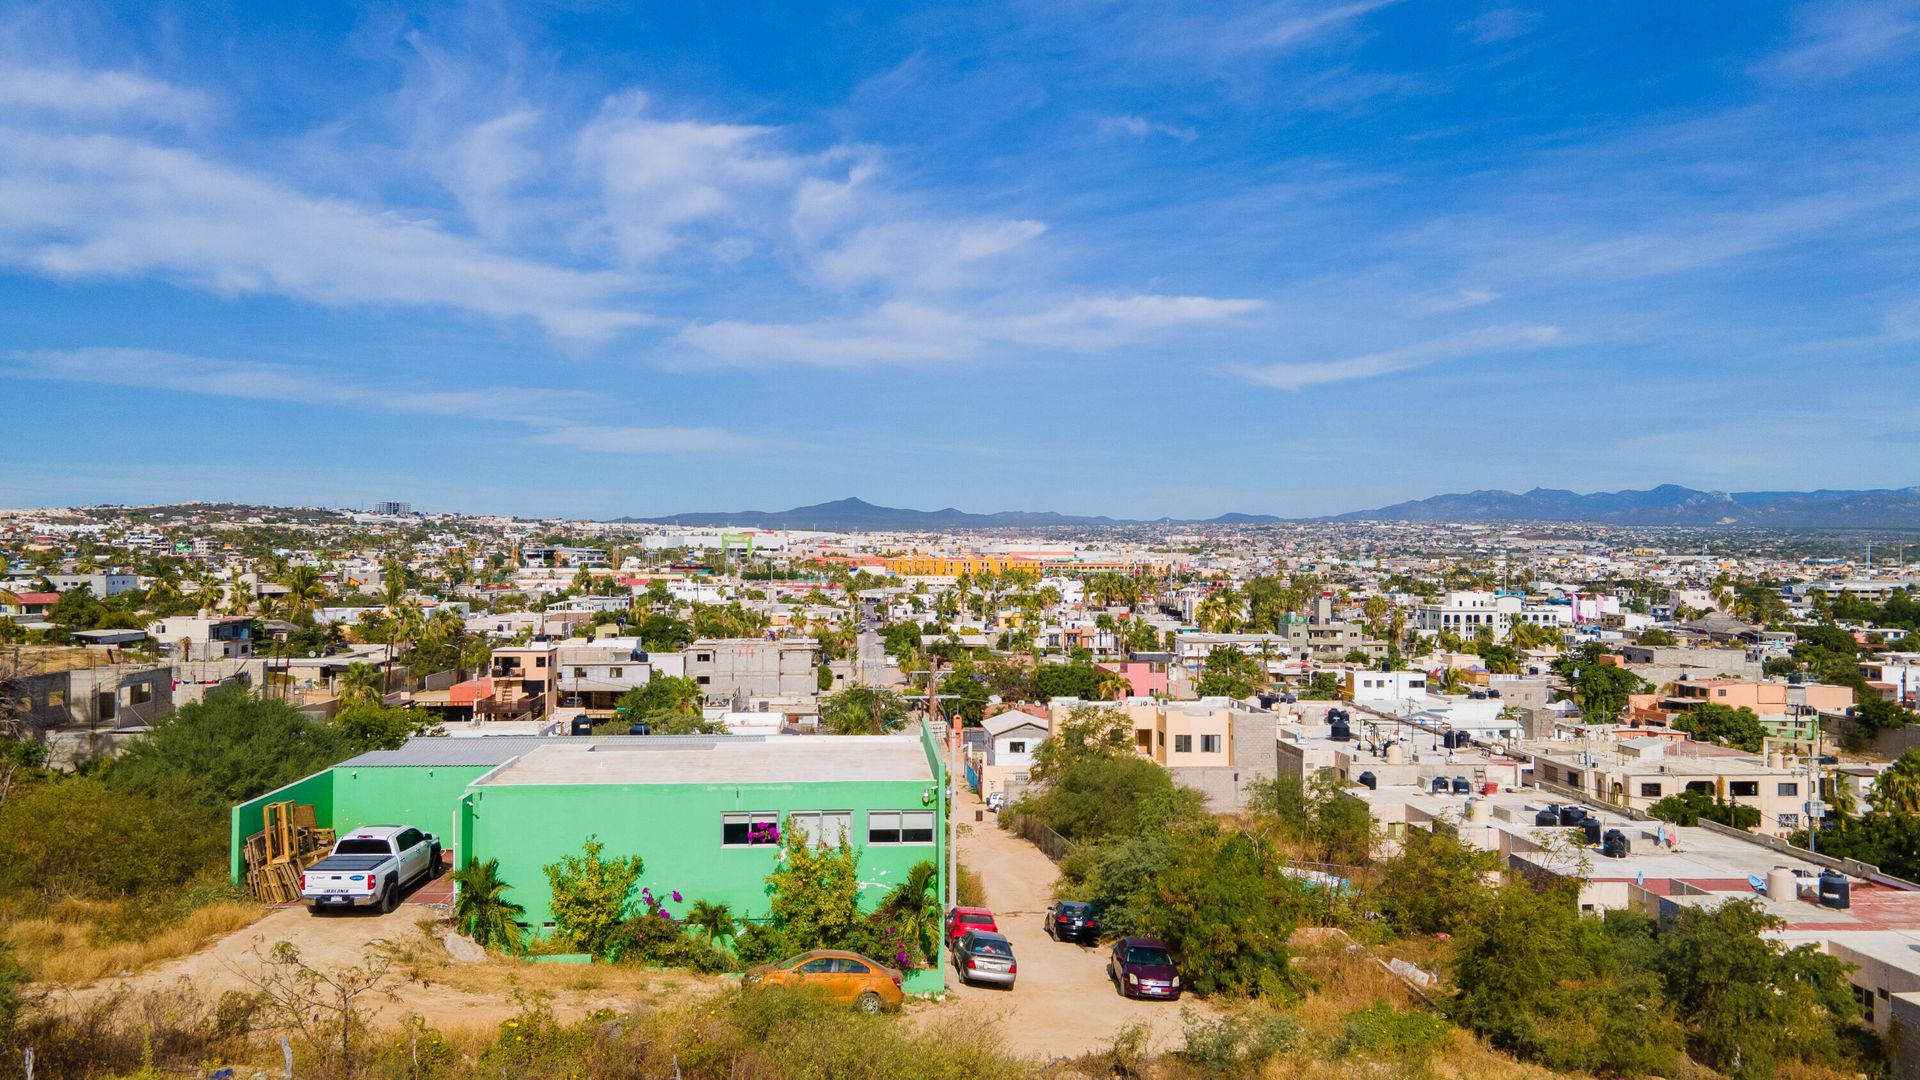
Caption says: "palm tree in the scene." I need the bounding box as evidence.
[1871,750,1920,816]
[452,859,524,952]
[279,565,327,623]
[876,860,941,965]
[337,662,382,705]
[1094,665,1132,701]
[684,899,736,947]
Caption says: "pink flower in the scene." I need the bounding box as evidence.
[671,890,683,902]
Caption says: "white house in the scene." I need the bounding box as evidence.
[973,710,1048,799]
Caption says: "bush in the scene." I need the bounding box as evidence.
[1137,827,1303,999]
[107,683,348,810]
[1177,1008,1304,1075]
[0,776,223,903]
[1375,827,1500,936]
[1019,755,1203,843]
[542,837,644,957]
[1335,1002,1453,1059]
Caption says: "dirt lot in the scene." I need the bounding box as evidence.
[930,786,1213,1060]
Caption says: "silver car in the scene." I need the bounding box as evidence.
[953,929,1017,988]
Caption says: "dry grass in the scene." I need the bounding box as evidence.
[4,897,264,983]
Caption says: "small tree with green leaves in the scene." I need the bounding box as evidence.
[452,858,524,952]
[684,899,737,946]
[542,837,644,957]
[763,822,862,954]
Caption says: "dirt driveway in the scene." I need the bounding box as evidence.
[929,786,1211,1061]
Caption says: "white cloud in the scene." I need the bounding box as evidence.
[1461,9,1539,45]
[0,67,206,121]
[1767,1,1920,80]
[678,293,1262,367]
[1414,287,1501,313]
[1225,324,1561,390]
[3,348,745,455]
[1261,0,1404,49]
[808,218,1048,291]
[437,108,546,242]
[1097,114,1199,142]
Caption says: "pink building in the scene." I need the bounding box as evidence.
[1098,661,1168,698]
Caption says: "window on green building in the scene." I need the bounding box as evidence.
[785,810,852,847]
[868,810,935,845]
[722,811,779,846]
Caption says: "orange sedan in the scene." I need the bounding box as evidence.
[744,949,905,1013]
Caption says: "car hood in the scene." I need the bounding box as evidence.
[1123,962,1178,981]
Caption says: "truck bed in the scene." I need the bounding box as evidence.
[306,855,390,874]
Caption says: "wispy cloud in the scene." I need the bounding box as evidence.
[1224,324,1561,390]
[1097,114,1198,142]
[0,67,207,121]
[1460,9,1539,45]
[1260,0,1404,49]
[1413,287,1501,314]
[1,348,749,454]
[1766,0,1920,80]
[678,294,1264,368]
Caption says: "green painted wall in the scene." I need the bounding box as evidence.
[460,778,940,928]
[331,764,494,850]
[229,769,335,883]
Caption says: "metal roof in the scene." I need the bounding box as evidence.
[336,734,772,769]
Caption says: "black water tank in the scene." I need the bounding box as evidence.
[1451,776,1471,794]
[1358,771,1377,790]
[1328,707,1349,723]
[1581,819,1603,846]
[1329,717,1352,742]
[1601,829,1630,859]
[1535,807,1561,827]
[1819,870,1851,910]
[1430,776,1449,794]
[1558,806,1587,827]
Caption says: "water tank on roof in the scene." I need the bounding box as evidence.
[1328,707,1349,723]
[1558,806,1587,827]
[1451,776,1471,794]
[1358,771,1377,790]
[1766,867,1800,902]
[1818,870,1851,910]
[1384,742,1408,765]
[1534,807,1561,827]
[1430,776,1449,794]
[1601,829,1630,859]
[1467,799,1492,823]
[1329,717,1352,742]
[1582,819,1603,846]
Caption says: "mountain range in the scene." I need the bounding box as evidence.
[622,487,1920,530]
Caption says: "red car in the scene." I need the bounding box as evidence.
[946,906,998,945]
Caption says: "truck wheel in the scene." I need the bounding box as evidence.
[380,879,400,913]
[430,846,444,878]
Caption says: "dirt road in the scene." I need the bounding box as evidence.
[934,789,1210,1061]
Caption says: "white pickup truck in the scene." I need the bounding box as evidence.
[300,825,441,914]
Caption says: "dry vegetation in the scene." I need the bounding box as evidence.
[3,896,264,983]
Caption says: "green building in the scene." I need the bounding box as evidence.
[232,728,949,989]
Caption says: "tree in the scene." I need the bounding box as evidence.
[1674,703,1769,752]
[819,686,910,735]
[879,621,923,658]
[1870,748,1920,815]
[610,675,711,732]
[1648,787,1761,830]
[635,613,694,651]
[938,670,989,724]
[1023,754,1203,843]
[763,825,862,953]
[542,837,645,957]
[684,898,736,947]
[1195,588,1245,633]
[1029,704,1134,781]
[1653,899,1859,1077]
[451,858,524,952]
[1851,695,1918,737]
[1557,645,1648,722]
[1638,628,1678,646]
[875,860,941,965]
[1374,826,1500,936]
[336,662,384,705]
[1194,647,1261,699]
[1791,810,1920,880]
[332,702,443,753]
[1138,826,1302,999]
[1034,661,1106,701]
[278,565,328,623]
[108,684,348,810]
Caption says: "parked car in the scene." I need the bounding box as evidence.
[743,950,904,1013]
[1108,937,1181,1000]
[946,906,998,945]
[952,930,1017,988]
[300,826,440,914]
[985,791,1006,812]
[1044,901,1101,943]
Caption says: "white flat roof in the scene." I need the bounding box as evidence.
[475,736,936,787]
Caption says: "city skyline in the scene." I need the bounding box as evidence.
[4,2,1919,517]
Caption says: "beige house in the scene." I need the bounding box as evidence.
[1522,736,1813,835]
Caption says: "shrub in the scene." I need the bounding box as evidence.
[1137,827,1303,999]
[107,683,348,809]
[1177,1008,1304,1075]
[0,776,223,902]
[1336,1002,1453,1059]
[542,837,644,957]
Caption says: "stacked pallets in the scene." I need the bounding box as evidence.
[242,801,336,903]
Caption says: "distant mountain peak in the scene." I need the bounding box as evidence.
[1332,485,1920,526]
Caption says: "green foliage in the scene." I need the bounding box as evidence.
[879,621,923,657]
[1248,773,1374,865]
[1032,661,1106,701]
[937,670,989,725]
[609,676,720,733]
[1673,702,1769,752]
[816,663,835,692]
[875,861,941,966]
[451,858,524,952]
[1638,628,1678,646]
[541,837,645,957]
[818,686,909,735]
[1295,671,1343,700]
[1176,1009,1303,1074]
[1335,1002,1453,1060]
[0,776,225,901]
[1057,829,1178,939]
[1870,748,1920,814]
[762,825,862,955]
[684,899,737,946]
[1791,809,1920,880]
[1136,827,1302,999]
[691,602,769,639]
[634,612,694,652]
[1450,879,1685,1076]
[331,702,442,753]
[1559,644,1650,722]
[1374,827,1499,936]
[0,937,21,1039]
[1193,647,1261,698]
[1020,754,1203,843]
[1653,899,1860,1078]
[108,684,348,810]
[1851,695,1919,736]
[1648,787,1762,830]
[1028,703,1134,781]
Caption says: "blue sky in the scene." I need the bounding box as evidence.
[2,1,1918,519]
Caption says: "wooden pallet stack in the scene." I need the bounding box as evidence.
[243,801,336,903]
